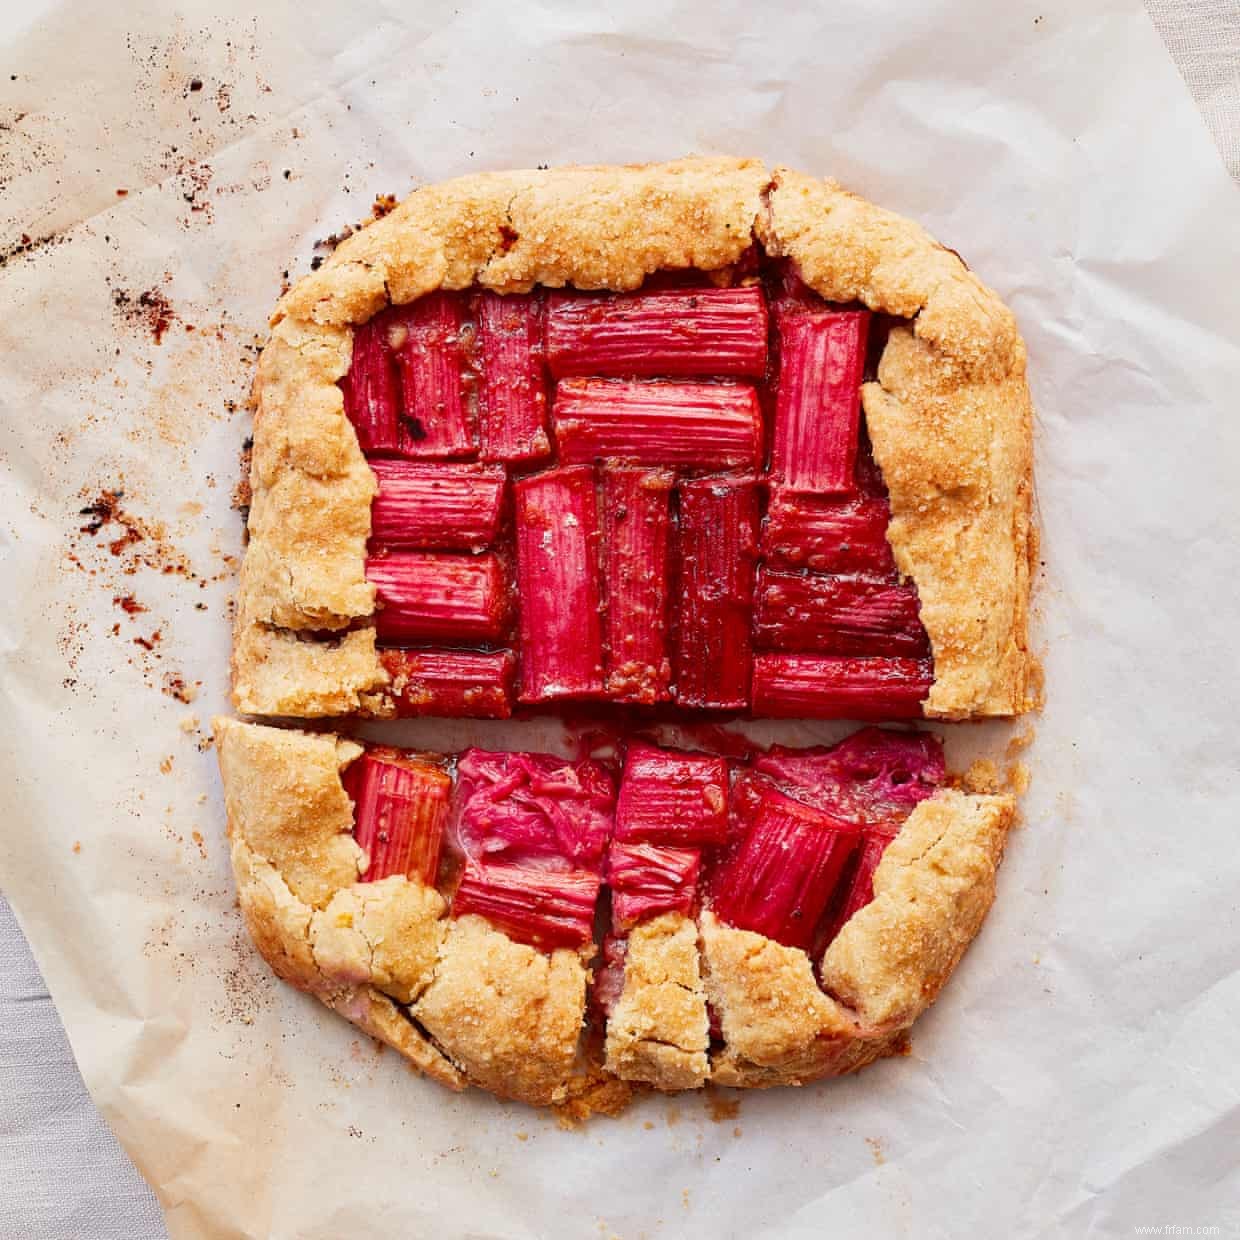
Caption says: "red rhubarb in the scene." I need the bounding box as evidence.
[820,828,898,948]
[368,460,505,551]
[378,648,515,719]
[754,569,930,657]
[545,286,768,379]
[553,379,763,470]
[477,291,551,463]
[591,932,629,1019]
[340,314,402,453]
[755,727,944,827]
[513,465,604,702]
[614,743,729,846]
[751,655,932,719]
[672,474,758,710]
[771,310,870,494]
[709,778,860,951]
[451,861,601,950]
[607,842,701,930]
[388,291,477,457]
[762,489,897,576]
[344,750,451,885]
[449,748,615,871]
[600,466,673,703]
[367,552,509,643]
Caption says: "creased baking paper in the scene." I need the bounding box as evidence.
[2,0,1239,1236]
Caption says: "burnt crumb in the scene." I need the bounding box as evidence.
[112,286,179,345]
[113,594,147,616]
[116,188,129,197]
[314,224,354,253]
[371,192,397,220]
[0,230,69,270]
[309,255,323,271]
[282,168,291,179]
[189,77,203,92]
[79,488,124,535]
[162,672,199,704]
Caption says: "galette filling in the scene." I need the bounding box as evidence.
[341,262,933,720]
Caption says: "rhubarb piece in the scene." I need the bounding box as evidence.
[600,466,673,703]
[755,727,945,827]
[545,286,768,379]
[344,750,451,885]
[672,474,758,710]
[554,379,763,470]
[477,291,551,463]
[591,932,629,1020]
[709,778,860,951]
[853,429,889,498]
[820,828,899,948]
[368,460,505,551]
[513,465,604,702]
[340,314,403,453]
[754,569,930,657]
[367,552,508,643]
[388,291,477,457]
[451,861,601,950]
[771,310,870,494]
[762,489,897,576]
[614,743,728,846]
[378,648,515,718]
[751,655,932,719]
[449,749,615,871]
[768,262,822,323]
[607,842,701,930]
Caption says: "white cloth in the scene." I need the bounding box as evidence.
[0,4,1235,1236]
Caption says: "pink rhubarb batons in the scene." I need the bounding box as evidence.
[344,750,451,885]
[377,649,515,719]
[366,552,509,643]
[762,489,898,577]
[545,286,768,379]
[754,568,930,657]
[607,842,701,930]
[614,743,729,846]
[751,654,933,720]
[672,474,759,710]
[513,465,605,702]
[709,776,860,951]
[553,379,763,470]
[476,291,551,463]
[600,466,674,704]
[368,460,505,551]
[339,314,403,453]
[388,291,478,457]
[451,862,601,950]
[771,309,870,494]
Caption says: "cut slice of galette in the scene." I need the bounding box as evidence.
[231,157,1036,724]
[215,718,1014,1107]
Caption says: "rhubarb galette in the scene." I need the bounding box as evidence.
[215,718,1014,1104]
[231,156,1035,724]
[218,156,1035,1112]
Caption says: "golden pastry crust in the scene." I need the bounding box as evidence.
[759,169,1035,717]
[215,720,1015,1107]
[603,913,709,1091]
[819,789,1014,1027]
[413,915,588,1106]
[216,719,462,1088]
[233,157,1034,722]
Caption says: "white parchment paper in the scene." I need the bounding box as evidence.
[2,1,1239,1236]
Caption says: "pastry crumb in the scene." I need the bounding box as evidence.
[963,758,1000,794]
[72,840,81,854]
[180,714,200,733]
[866,1136,886,1165]
[159,755,174,775]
